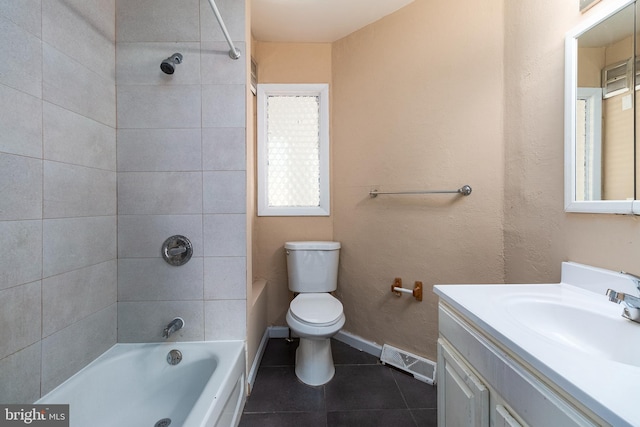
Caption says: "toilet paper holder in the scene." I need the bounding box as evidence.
[391,278,423,301]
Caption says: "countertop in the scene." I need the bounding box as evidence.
[434,281,640,427]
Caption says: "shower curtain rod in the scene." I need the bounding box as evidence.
[206,0,241,60]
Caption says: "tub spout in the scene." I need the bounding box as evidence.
[162,317,185,339]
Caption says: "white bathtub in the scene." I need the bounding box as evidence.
[37,341,246,427]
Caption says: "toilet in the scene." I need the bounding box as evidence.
[285,241,345,386]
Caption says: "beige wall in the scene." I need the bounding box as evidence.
[253,42,334,325]
[250,0,640,363]
[331,0,505,359]
[504,0,640,284]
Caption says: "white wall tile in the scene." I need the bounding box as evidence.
[117,214,203,258]
[43,45,116,127]
[117,42,201,85]
[203,171,246,213]
[0,281,41,360]
[117,301,204,342]
[201,41,246,84]
[0,221,42,291]
[42,0,116,81]
[118,258,204,301]
[0,343,41,403]
[202,127,246,171]
[200,0,245,43]
[202,84,246,128]
[0,154,42,221]
[44,102,116,170]
[203,214,246,256]
[117,129,202,172]
[0,0,41,37]
[117,85,201,129]
[204,257,246,300]
[42,260,117,337]
[43,216,117,277]
[0,85,42,158]
[41,304,116,395]
[117,0,200,42]
[204,300,246,340]
[44,161,116,218]
[0,16,42,97]
[118,172,203,215]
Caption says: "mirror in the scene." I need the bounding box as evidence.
[565,0,640,213]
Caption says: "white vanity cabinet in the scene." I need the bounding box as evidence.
[437,302,604,427]
[437,340,489,427]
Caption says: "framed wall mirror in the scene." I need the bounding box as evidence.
[565,0,640,213]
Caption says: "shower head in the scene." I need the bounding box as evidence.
[160,53,183,75]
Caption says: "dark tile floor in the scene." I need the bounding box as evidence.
[239,338,438,427]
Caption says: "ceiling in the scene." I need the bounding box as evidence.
[251,0,415,43]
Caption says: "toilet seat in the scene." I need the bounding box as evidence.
[290,293,343,326]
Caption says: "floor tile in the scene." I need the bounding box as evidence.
[239,411,327,427]
[332,339,379,365]
[241,338,439,425]
[258,338,298,367]
[411,408,438,426]
[244,366,325,413]
[325,365,406,411]
[391,368,438,408]
[328,409,417,427]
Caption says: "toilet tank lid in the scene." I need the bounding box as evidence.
[285,241,341,250]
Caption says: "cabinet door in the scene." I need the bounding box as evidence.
[495,405,523,427]
[437,339,489,427]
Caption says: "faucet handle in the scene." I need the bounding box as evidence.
[606,289,623,304]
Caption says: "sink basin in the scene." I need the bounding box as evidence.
[504,292,640,367]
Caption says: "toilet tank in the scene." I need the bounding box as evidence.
[285,241,341,293]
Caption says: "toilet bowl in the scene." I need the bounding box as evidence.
[286,293,345,385]
[285,241,344,386]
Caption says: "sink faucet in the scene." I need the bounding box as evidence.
[162,317,185,339]
[606,272,640,323]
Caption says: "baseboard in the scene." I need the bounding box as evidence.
[334,330,383,359]
[247,328,270,393]
[267,326,290,339]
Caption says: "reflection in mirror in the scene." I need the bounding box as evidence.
[565,0,640,213]
[576,3,635,201]
[637,1,640,199]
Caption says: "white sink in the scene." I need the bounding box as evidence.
[503,292,640,367]
[434,262,640,427]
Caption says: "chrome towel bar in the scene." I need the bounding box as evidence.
[369,185,472,198]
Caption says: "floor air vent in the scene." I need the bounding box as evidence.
[380,344,436,385]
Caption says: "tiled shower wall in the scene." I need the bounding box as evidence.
[0,0,247,403]
[0,0,117,401]
[115,0,247,342]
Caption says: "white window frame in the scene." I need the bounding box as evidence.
[257,83,330,216]
[575,87,602,201]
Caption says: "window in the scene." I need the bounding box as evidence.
[257,84,330,216]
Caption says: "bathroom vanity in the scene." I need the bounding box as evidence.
[434,262,640,427]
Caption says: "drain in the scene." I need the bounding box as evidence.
[155,418,171,427]
[167,349,182,366]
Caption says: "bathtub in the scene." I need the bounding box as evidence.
[37,341,246,427]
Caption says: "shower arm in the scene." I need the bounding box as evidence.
[206,0,241,60]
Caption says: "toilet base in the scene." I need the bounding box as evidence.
[295,337,335,386]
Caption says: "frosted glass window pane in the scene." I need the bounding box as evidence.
[266,95,320,207]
